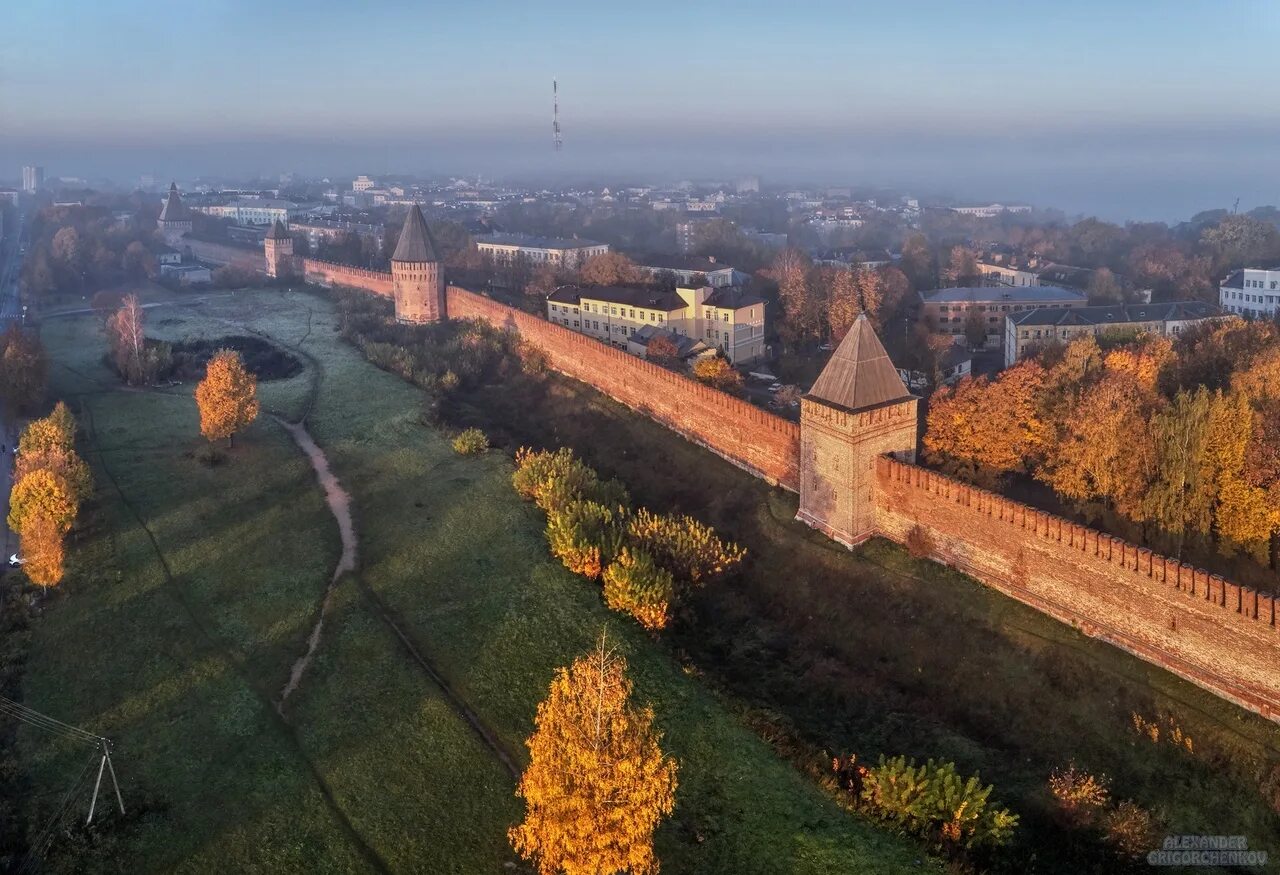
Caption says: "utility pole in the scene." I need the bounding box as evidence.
[86,738,126,824]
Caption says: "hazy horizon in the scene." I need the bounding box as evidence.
[3,0,1277,222]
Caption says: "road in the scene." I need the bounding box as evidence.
[0,208,27,562]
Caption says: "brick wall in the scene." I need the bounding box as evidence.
[302,259,394,297]
[446,286,801,489]
[875,456,1280,720]
[184,239,266,273]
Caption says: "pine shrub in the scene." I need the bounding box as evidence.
[603,548,674,631]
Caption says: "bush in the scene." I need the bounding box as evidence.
[513,447,629,514]
[626,507,745,592]
[452,428,489,455]
[545,500,623,579]
[1102,800,1158,858]
[1048,765,1110,828]
[603,548,674,631]
[859,755,1017,851]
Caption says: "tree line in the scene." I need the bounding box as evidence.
[924,319,1280,568]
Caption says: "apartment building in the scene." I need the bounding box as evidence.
[1219,268,1280,319]
[1004,301,1224,367]
[919,285,1086,349]
[476,233,608,268]
[632,253,739,287]
[546,284,767,364]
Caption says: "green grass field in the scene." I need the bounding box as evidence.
[17,290,935,873]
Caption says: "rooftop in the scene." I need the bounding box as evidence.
[704,287,765,309]
[1008,300,1223,328]
[1220,268,1280,289]
[807,314,914,413]
[158,182,189,223]
[633,252,732,273]
[548,285,685,311]
[478,232,605,250]
[392,204,440,262]
[920,285,1086,304]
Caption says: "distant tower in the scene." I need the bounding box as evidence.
[391,204,445,324]
[553,79,562,151]
[796,315,919,547]
[263,220,294,279]
[157,182,192,246]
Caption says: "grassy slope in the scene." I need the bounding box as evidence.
[446,341,1280,872]
[20,292,932,874]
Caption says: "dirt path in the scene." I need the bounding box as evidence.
[276,417,357,710]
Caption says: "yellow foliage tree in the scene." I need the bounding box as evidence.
[8,468,77,535]
[20,513,65,588]
[603,548,674,631]
[510,634,678,875]
[691,356,743,394]
[1102,334,1174,391]
[16,402,91,506]
[195,350,260,446]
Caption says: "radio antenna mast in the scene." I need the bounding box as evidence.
[553,79,562,151]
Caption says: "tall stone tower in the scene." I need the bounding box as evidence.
[391,204,445,324]
[157,182,192,246]
[797,314,919,547]
[264,220,293,278]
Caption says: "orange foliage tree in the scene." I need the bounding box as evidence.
[195,350,260,446]
[691,356,743,394]
[510,633,678,875]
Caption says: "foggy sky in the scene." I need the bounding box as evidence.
[2,0,1277,221]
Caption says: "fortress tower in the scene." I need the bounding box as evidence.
[264,220,293,278]
[391,204,445,324]
[157,182,192,246]
[797,314,919,547]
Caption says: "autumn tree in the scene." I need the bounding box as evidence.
[106,294,147,385]
[691,356,743,394]
[0,324,48,414]
[944,246,981,287]
[772,248,818,346]
[899,233,936,290]
[8,468,78,536]
[510,634,678,875]
[195,350,260,447]
[823,266,862,342]
[20,514,66,588]
[1087,267,1124,303]
[579,252,643,286]
[644,333,681,368]
[963,308,989,350]
[1102,333,1175,391]
[525,263,563,298]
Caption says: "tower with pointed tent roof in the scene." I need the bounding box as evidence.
[391,204,445,323]
[797,314,918,547]
[157,182,192,246]
[263,220,294,278]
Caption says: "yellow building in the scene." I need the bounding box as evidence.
[546,284,767,364]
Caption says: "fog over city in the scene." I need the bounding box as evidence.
[3,0,1276,220]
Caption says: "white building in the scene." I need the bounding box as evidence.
[978,261,1041,287]
[546,284,767,364]
[949,203,1032,218]
[352,175,377,192]
[193,199,305,226]
[476,233,609,269]
[1219,268,1280,319]
[633,254,739,287]
[22,165,44,192]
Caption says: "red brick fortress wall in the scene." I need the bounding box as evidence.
[874,456,1280,721]
[446,286,801,489]
[302,259,394,297]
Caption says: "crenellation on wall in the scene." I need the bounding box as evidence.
[874,454,1280,718]
[445,285,801,489]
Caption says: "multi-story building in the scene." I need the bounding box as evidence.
[1219,267,1280,319]
[476,233,608,268]
[289,218,385,252]
[546,284,767,364]
[675,217,718,254]
[21,165,44,192]
[632,253,739,287]
[978,260,1042,287]
[949,203,1031,218]
[352,175,377,192]
[193,198,305,226]
[919,285,1086,349]
[1004,301,1224,367]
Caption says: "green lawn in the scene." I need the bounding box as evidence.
[443,324,1280,873]
[17,290,934,873]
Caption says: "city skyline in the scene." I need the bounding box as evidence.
[2,0,1278,219]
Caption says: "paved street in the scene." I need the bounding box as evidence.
[0,210,28,562]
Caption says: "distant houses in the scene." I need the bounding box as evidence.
[475,232,609,269]
[919,285,1087,350]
